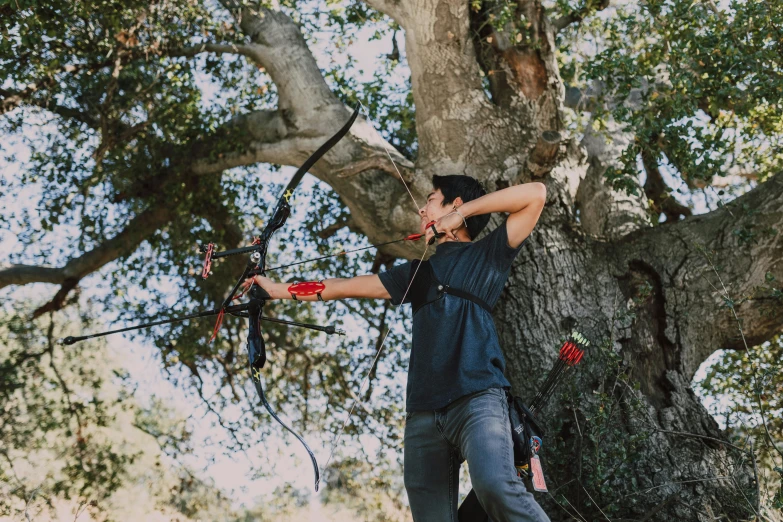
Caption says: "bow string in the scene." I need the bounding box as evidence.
[316,101,429,490]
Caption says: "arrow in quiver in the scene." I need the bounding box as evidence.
[529,330,590,415]
[458,330,591,522]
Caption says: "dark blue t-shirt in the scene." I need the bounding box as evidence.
[379,218,525,411]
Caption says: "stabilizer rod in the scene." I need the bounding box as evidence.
[58,305,345,345]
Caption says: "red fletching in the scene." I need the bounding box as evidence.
[406,233,425,241]
[201,243,215,279]
[288,281,326,297]
[559,341,574,360]
[527,330,591,414]
[559,341,585,365]
[565,345,584,365]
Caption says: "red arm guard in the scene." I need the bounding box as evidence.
[288,281,326,301]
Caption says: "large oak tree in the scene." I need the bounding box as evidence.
[2,0,781,519]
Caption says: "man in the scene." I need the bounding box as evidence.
[245,175,549,521]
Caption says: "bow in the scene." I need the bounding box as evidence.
[210,101,432,491]
[61,106,361,492]
[235,106,363,491]
[58,101,428,493]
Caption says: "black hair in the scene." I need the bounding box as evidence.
[432,174,490,239]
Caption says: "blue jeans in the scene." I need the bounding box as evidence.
[404,388,550,522]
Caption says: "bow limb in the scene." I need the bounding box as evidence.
[247,301,320,490]
[253,374,321,491]
[276,106,361,209]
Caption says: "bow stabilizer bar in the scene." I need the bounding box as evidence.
[57,304,345,346]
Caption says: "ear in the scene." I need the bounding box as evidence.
[453,196,464,208]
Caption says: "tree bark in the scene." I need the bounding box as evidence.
[496,173,781,519]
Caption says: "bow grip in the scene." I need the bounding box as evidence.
[246,298,267,372]
[249,284,271,301]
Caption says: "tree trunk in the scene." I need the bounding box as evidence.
[494,173,781,519]
[388,2,778,518]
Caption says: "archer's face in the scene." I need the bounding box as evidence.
[418,188,453,231]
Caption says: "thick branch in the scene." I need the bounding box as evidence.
[0,206,172,290]
[189,106,414,184]
[396,0,503,168]
[618,171,783,377]
[218,1,338,116]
